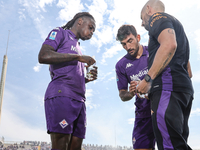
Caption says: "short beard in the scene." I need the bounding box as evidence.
[131,44,139,58]
[145,24,149,31]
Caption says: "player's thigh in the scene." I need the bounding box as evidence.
[68,103,85,150]
[182,95,193,141]
[165,92,192,134]
[45,97,83,134]
[151,90,192,150]
[133,117,155,149]
[72,102,87,139]
[50,132,71,150]
[150,90,166,150]
[68,136,83,150]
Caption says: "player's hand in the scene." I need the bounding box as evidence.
[78,55,96,67]
[129,81,138,96]
[85,66,98,83]
[136,79,151,95]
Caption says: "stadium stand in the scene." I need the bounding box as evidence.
[0,140,199,150]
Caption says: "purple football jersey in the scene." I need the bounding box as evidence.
[115,46,151,118]
[43,27,86,102]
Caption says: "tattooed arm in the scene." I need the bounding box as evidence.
[147,28,177,80]
[38,44,95,66]
[119,81,138,102]
[119,90,134,102]
[136,28,177,94]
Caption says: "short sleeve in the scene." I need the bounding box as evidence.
[42,27,64,51]
[115,63,128,90]
[149,13,174,39]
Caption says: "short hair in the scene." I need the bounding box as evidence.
[142,0,165,14]
[62,12,95,30]
[151,0,165,12]
[116,25,137,41]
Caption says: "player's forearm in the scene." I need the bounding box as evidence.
[119,90,134,102]
[38,44,80,64]
[39,50,80,64]
[148,44,176,80]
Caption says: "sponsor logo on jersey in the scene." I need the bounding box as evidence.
[130,75,140,81]
[126,63,133,69]
[130,67,148,81]
[152,12,162,18]
[59,119,68,129]
[71,45,78,53]
[150,15,167,27]
[49,31,57,40]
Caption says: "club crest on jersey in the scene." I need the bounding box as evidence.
[59,119,68,128]
[126,63,133,69]
[49,31,57,40]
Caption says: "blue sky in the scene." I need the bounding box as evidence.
[0,0,200,148]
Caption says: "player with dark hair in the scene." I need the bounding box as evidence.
[115,25,155,150]
[38,12,97,150]
[138,0,193,149]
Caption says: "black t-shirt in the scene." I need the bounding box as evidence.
[148,12,193,95]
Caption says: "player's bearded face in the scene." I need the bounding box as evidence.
[141,12,150,31]
[121,34,140,57]
[128,41,139,57]
[143,19,149,31]
[126,35,140,57]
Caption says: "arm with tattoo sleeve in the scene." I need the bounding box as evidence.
[136,28,177,94]
[147,28,177,80]
[119,90,134,102]
[119,81,137,101]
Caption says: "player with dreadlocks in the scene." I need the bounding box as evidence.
[38,12,97,150]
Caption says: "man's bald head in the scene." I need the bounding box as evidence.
[141,0,165,15]
[141,0,165,31]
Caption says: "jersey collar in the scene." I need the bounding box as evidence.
[68,30,78,41]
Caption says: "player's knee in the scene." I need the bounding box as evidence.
[70,136,83,150]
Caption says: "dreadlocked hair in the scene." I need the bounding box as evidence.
[62,12,95,30]
[116,25,137,41]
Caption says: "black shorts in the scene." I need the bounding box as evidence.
[150,90,193,150]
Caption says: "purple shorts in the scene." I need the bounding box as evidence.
[132,117,155,149]
[45,96,86,139]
